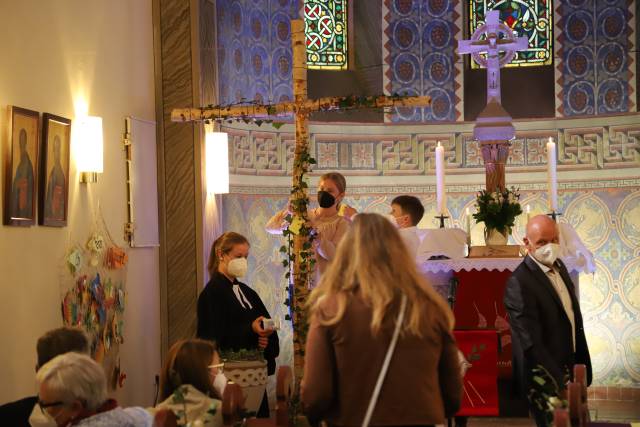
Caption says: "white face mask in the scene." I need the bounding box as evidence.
[386,214,401,228]
[227,257,248,278]
[28,404,58,427]
[213,372,228,397]
[533,243,560,266]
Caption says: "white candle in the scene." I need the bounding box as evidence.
[465,207,471,234]
[547,137,558,211]
[436,142,446,215]
[526,204,531,223]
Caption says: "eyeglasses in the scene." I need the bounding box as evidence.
[208,363,224,373]
[38,399,65,414]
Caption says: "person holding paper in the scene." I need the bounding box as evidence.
[197,232,279,417]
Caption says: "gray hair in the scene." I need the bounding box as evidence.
[36,353,107,411]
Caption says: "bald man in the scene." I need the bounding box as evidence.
[504,215,591,426]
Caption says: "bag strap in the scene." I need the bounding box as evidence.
[361,294,408,427]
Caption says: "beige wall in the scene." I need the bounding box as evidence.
[0,0,160,406]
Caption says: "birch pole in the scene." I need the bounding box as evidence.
[290,18,311,392]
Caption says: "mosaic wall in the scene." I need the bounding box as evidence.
[224,115,640,175]
[382,0,463,122]
[216,0,299,105]
[555,0,636,116]
[221,184,640,386]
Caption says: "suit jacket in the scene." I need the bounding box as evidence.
[504,255,592,395]
[0,396,36,427]
[197,272,279,375]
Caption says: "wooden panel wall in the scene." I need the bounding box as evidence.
[154,0,202,357]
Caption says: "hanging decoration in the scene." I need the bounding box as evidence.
[60,211,129,390]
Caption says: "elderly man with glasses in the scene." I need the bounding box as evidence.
[36,352,151,426]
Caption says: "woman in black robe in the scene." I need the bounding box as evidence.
[197,231,279,418]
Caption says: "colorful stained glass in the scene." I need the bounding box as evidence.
[470,0,553,68]
[304,0,348,70]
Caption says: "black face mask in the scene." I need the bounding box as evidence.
[317,191,336,208]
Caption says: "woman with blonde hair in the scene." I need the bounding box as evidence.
[302,213,462,427]
[150,339,224,426]
[266,172,353,282]
[197,232,279,417]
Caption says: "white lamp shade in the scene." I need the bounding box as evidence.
[206,131,229,194]
[74,116,104,173]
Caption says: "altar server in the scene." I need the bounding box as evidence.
[387,195,425,258]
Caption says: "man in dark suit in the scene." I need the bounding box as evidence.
[504,215,592,427]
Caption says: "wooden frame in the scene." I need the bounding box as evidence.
[39,113,71,226]
[3,106,40,226]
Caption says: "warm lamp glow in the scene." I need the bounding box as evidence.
[206,131,229,194]
[73,116,103,183]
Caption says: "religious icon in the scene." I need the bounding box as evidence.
[3,106,40,226]
[39,113,71,226]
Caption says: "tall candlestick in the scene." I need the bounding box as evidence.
[547,137,558,212]
[436,141,446,215]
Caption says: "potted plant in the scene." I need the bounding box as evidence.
[220,349,268,415]
[473,187,523,246]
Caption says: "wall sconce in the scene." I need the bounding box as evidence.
[205,130,229,194]
[74,116,104,183]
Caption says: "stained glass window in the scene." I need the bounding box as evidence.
[470,0,553,68]
[304,0,348,70]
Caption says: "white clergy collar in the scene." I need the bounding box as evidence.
[232,283,253,310]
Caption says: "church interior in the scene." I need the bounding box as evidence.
[1,0,639,426]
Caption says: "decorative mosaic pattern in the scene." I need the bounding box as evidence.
[221,185,640,386]
[469,0,553,68]
[555,0,636,116]
[382,0,463,122]
[216,0,300,105]
[304,0,348,69]
[223,117,640,175]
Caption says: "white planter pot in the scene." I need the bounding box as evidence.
[223,359,268,414]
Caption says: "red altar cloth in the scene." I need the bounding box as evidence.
[453,270,513,379]
[454,329,499,417]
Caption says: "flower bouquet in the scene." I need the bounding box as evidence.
[473,187,523,245]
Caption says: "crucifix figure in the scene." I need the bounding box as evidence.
[458,10,528,192]
[172,19,431,384]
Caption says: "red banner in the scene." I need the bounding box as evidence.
[454,329,499,416]
[453,270,513,379]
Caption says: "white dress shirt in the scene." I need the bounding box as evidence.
[530,256,576,351]
[399,226,420,259]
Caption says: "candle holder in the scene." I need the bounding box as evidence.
[435,214,449,228]
[547,211,562,222]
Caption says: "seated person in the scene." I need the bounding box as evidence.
[150,339,225,427]
[388,195,425,258]
[36,353,151,426]
[0,326,90,427]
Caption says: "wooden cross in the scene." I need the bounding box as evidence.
[457,10,528,192]
[172,19,431,384]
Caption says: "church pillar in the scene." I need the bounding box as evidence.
[153,0,205,359]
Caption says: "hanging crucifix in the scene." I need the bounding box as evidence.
[172,19,431,382]
[458,10,528,192]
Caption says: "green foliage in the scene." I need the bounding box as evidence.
[220,348,265,362]
[473,187,523,233]
[527,365,569,426]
